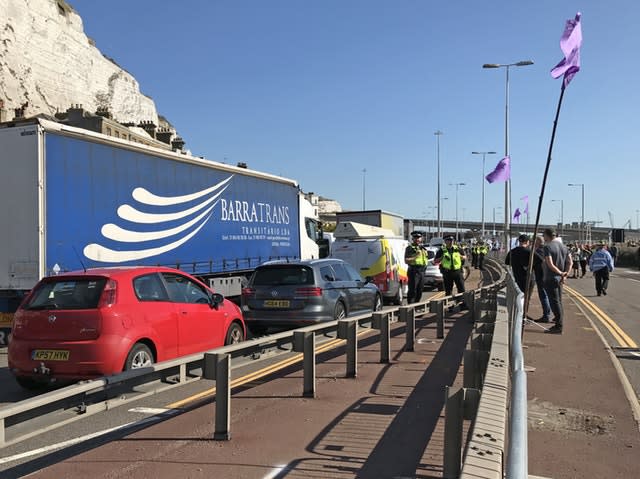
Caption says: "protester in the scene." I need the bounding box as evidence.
[609,243,618,266]
[542,228,571,334]
[532,236,552,323]
[579,245,591,278]
[589,242,614,296]
[570,245,581,278]
[504,234,531,293]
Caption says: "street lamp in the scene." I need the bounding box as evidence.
[472,151,497,238]
[493,206,503,238]
[568,183,585,242]
[434,131,444,236]
[450,182,466,241]
[362,168,367,210]
[636,209,639,230]
[483,60,534,251]
[551,199,564,237]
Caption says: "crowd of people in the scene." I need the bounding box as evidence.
[504,229,616,335]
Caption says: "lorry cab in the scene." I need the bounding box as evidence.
[330,222,408,305]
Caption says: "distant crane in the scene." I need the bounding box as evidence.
[622,219,631,229]
[608,211,615,228]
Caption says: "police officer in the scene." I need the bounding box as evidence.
[477,241,489,270]
[404,231,428,303]
[436,235,467,296]
[471,242,479,268]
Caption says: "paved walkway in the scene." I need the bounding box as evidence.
[525,290,640,478]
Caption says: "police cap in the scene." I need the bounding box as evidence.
[410,231,423,238]
[444,235,455,241]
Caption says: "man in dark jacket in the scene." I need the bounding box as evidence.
[505,234,531,292]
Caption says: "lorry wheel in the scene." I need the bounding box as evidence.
[225,322,244,345]
[15,376,43,390]
[334,301,347,320]
[124,343,154,370]
[392,286,403,305]
[373,294,383,312]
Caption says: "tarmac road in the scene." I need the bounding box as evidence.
[563,267,640,403]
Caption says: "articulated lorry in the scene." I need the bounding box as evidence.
[0,119,320,345]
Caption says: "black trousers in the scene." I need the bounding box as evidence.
[407,266,425,303]
[478,254,485,270]
[442,269,465,296]
[594,268,610,293]
[471,252,478,268]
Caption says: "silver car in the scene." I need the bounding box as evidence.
[241,259,382,335]
[423,246,444,290]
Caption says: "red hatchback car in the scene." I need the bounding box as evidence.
[8,267,245,389]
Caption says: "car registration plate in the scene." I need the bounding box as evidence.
[263,300,290,308]
[32,349,70,361]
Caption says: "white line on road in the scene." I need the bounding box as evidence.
[128,407,172,415]
[628,279,640,283]
[0,411,177,465]
[262,464,288,479]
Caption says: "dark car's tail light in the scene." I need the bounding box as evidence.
[295,287,323,297]
[98,279,117,307]
[241,287,256,297]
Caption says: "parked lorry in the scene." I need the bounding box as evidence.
[330,221,408,304]
[0,119,320,345]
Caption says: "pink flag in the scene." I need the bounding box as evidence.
[485,156,510,184]
[521,195,529,215]
[551,12,582,88]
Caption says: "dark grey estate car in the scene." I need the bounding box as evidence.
[241,258,382,335]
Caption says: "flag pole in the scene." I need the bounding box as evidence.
[523,84,566,319]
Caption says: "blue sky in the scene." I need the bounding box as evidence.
[73,0,639,229]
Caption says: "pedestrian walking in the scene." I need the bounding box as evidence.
[570,245,580,278]
[504,234,531,293]
[532,236,552,323]
[589,242,614,296]
[609,243,618,266]
[579,245,591,277]
[404,231,428,303]
[542,228,572,334]
[435,235,467,297]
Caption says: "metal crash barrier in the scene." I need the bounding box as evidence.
[443,261,528,479]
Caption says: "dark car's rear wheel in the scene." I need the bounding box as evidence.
[334,301,347,320]
[225,322,244,345]
[15,376,44,390]
[124,343,154,371]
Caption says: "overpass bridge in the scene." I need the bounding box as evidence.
[405,218,639,242]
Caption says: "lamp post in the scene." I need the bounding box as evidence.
[636,209,639,230]
[482,60,534,251]
[568,183,585,242]
[551,199,564,237]
[362,168,367,210]
[434,130,443,236]
[472,151,497,238]
[450,183,466,241]
[493,206,503,237]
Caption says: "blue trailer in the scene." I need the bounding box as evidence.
[0,119,319,344]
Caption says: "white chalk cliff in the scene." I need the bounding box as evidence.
[0,0,160,124]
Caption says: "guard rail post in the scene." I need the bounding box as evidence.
[372,312,390,364]
[204,352,231,440]
[293,330,316,398]
[464,290,476,321]
[436,300,445,339]
[400,306,415,352]
[338,319,358,378]
[443,386,465,478]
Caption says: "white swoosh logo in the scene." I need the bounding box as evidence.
[132,175,233,206]
[83,175,233,263]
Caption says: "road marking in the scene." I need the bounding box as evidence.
[262,464,288,479]
[128,407,172,415]
[0,411,176,465]
[565,286,637,348]
[628,278,640,283]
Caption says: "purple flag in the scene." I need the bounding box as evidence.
[521,195,529,215]
[485,156,510,183]
[551,12,582,88]
[513,208,522,223]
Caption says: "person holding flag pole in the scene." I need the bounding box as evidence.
[523,12,583,327]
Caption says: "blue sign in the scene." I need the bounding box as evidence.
[45,134,300,274]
